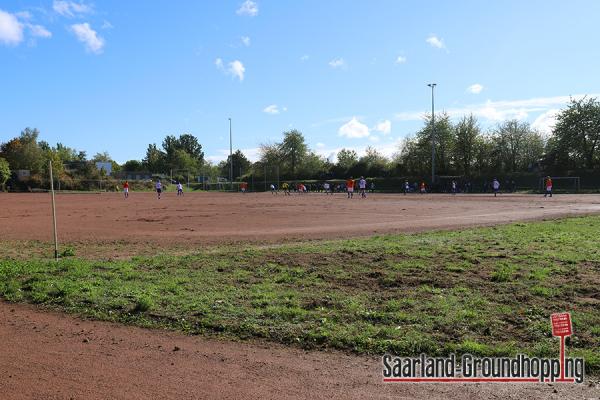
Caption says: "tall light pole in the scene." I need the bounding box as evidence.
[427,83,437,185]
[229,117,233,191]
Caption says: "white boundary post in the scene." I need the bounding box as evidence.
[49,160,59,260]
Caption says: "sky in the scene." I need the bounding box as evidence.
[1,0,600,164]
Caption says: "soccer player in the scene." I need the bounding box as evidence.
[123,180,129,198]
[451,180,457,195]
[240,182,248,193]
[403,180,410,195]
[544,176,553,197]
[420,181,426,194]
[270,183,277,194]
[323,181,331,195]
[358,176,367,198]
[155,179,162,199]
[176,182,183,196]
[282,182,290,195]
[346,177,355,199]
[492,178,500,197]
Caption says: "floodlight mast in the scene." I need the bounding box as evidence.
[229,118,233,191]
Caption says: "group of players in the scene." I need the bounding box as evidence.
[121,180,185,199]
[120,176,554,199]
[268,176,554,198]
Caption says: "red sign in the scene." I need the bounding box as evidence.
[551,313,572,337]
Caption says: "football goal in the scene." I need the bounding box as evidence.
[539,176,580,193]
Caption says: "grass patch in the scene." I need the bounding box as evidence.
[1,215,600,374]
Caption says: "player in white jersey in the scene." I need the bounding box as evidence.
[155,180,162,199]
[358,176,367,198]
[177,182,183,196]
[492,178,500,197]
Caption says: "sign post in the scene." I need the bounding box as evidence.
[551,312,572,381]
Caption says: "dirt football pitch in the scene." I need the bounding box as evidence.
[2,192,600,250]
[1,191,600,399]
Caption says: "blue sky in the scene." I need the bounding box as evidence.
[1,0,599,163]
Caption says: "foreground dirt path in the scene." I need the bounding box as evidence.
[1,301,598,400]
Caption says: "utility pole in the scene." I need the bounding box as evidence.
[427,83,437,186]
[229,118,233,191]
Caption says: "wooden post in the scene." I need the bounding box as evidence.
[49,160,59,260]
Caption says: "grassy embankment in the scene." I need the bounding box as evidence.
[1,216,599,372]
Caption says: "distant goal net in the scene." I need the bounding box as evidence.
[539,177,580,193]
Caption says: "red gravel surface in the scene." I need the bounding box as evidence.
[2,192,600,249]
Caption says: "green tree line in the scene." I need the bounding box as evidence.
[1,97,598,190]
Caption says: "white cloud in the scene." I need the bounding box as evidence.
[70,23,104,54]
[300,54,309,61]
[394,93,600,125]
[101,20,113,29]
[236,0,258,17]
[338,117,370,138]
[263,104,280,114]
[368,135,380,143]
[426,34,445,49]
[216,58,245,81]
[467,83,484,94]
[228,60,245,81]
[28,24,52,38]
[53,1,93,17]
[241,36,250,46]
[15,11,32,20]
[0,9,24,45]
[328,57,345,68]
[532,109,560,136]
[395,55,407,64]
[373,120,392,135]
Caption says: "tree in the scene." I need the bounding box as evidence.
[336,149,358,170]
[549,97,600,171]
[0,157,10,189]
[493,120,544,173]
[257,143,283,170]
[92,152,112,162]
[0,128,44,173]
[143,144,166,172]
[453,114,481,177]
[358,146,389,177]
[161,134,204,172]
[220,150,251,179]
[176,134,204,161]
[279,129,307,178]
[122,160,144,171]
[398,114,454,177]
[298,152,328,179]
[54,143,80,163]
